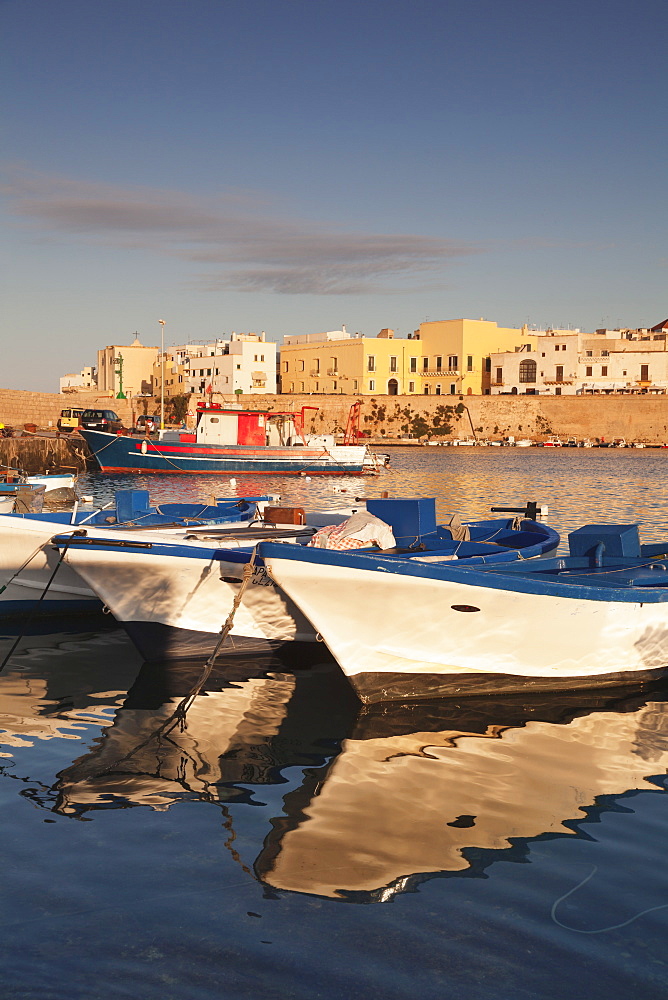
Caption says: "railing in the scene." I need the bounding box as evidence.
[422,369,459,377]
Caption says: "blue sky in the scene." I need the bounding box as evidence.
[1,0,666,391]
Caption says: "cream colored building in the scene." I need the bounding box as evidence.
[97,335,158,398]
[279,320,537,396]
[491,326,668,395]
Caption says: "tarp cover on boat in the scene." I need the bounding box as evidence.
[308,511,396,551]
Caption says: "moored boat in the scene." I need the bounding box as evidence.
[79,402,373,476]
[259,521,668,703]
[54,497,558,662]
[0,489,275,618]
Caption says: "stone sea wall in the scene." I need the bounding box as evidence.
[1,388,667,444]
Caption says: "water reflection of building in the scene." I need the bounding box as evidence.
[0,626,141,755]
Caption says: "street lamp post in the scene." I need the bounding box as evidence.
[158,320,165,429]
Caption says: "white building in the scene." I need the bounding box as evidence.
[59,366,97,393]
[184,332,276,396]
[490,326,668,396]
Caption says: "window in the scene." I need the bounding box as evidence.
[556,365,564,381]
[555,387,562,395]
[622,370,627,376]
[562,345,567,351]
[496,367,503,382]
[300,382,305,391]
[410,357,417,372]
[367,356,376,372]
[423,357,429,370]
[484,357,491,372]
[641,364,649,380]
[541,352,545,358]
[436,356,442,370]
[586,351,593,357]
[554,345,560,352]
[261,354,264,362]
[299,360,305,371]
[254,355,258,362]
[448,355,458,369]
[283,361,288,372]
[435,384,441,395]
[236,364,241,370]
[601,366,608,376]
[314,382,319,392]
[408,381,415,392]
[290,383,294,392]
[467,355,473,371]
[353,380,358,391]
[450,384,456,394]
[369,379,375,391]
[586,366,593,376]
[207,369,211,376]
[390,356,397,373]
[602,350,609,357]
[423,385,429,394]
[519,359,537,383]
[314,358,320,372]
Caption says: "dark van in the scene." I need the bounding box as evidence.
[80,409,123,432]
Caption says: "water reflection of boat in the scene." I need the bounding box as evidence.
[50,653,358,818]
[256,684,668,900]
[11,647,666,905]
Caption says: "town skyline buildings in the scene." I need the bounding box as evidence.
[2,0,665,392]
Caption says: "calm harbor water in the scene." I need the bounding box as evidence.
[1,448,668,999]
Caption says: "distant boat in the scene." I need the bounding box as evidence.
[80,402,373,476]
[542,436,563,447]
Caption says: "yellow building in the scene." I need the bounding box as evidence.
[414,319,537,395]
[280,328,423,396]
[279,320,536,396]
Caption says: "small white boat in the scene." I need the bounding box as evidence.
[0,489,276,618]
[515,439,533,447]
[260,521,668,703]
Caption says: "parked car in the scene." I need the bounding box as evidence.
[80,409,124,432]
[132,414,158,434]
[57,407,85,433]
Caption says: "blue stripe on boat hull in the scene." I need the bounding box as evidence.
[0,598,103,619]
[350,666,668,704]
[122,620,322,663]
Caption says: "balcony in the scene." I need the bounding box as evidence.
[423,369,459,377]
[327,368,339,376]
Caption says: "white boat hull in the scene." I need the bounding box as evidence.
[64,544,317,660]
[262,558,668,702]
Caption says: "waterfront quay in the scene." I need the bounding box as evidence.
[1,387,668,449]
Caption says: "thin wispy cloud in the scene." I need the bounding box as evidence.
[1,166,480,295]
